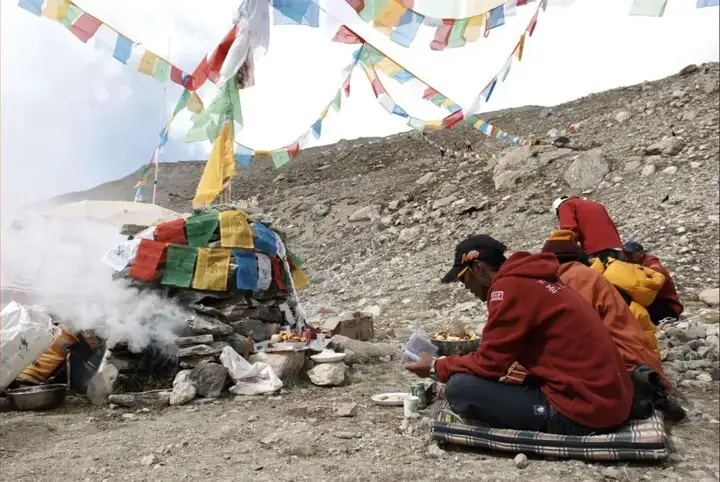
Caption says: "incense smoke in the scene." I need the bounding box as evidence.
[1,214,188,352]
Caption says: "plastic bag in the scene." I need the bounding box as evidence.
[1,302,59,391]
[219,346,282,395]
[401,329,438,363]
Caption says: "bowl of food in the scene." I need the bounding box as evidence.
[7,384,68,411]
[431,331,480,356]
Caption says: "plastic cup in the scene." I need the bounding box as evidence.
[403,395,419,417]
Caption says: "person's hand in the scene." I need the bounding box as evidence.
[404,352,434,378]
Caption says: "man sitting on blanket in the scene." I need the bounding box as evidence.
[405,235,633,435]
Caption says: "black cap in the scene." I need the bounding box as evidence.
[441,235,508,283]
[623,241,645,253]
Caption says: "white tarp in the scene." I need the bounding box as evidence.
[219,346,282,395]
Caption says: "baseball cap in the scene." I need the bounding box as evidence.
[623,241,645,253]
[441,235,508,283]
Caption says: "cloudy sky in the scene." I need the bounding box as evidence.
[1,0,718,218]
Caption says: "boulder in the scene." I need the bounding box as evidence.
[249,351,305,379]
[563,149,609,189]
[186,314,233,336]
[330,335,396,364]
[172,369,193,387]
[349,205,380,222]
[177,342,229,358]
[645,137,685,156]
[190,361,228,398]
[170,382,197,406]
[641,165,656,177]
[227,333,250,355]
[86,363,119,405]
[231,319,274,342]
[699,288,720,307]
[416,172,437,185]
[307,363,346,387]
[493,147,574,191]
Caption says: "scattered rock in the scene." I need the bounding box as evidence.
[679,64,698,76]
[662,166,678,175]
[307,362,346,387]
[563,149,609,189]
[232,319,274,342]
[173,370,193,387]
[349,205,380,222]
[427,442,445,458]
[312,203,330,217]
[645,137,685,156]
[170,382,197,406]
[514,453,529,469]
[86,363,119,405]
[615,111,630,123]
[699,288,719,306]
[177,342,228,358]
[416,172,437,185]
[335,402,358,417]
[624,160,642,172]
[432,195,457,210]
[140,454,159,467]
[190,361,228,398]
[108,390,171,409]
[641,165,656,177]
[334,431,360,439]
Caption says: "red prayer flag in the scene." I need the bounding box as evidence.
[422,87,439,100]
[430,20,453,51]
[345,0,365,13]
[332,25,364,44]
[396,0,414,7]
[170,66,185,86]
[287,142,301,159]
[370,77,385,97]
[206,26,238,84]
[442,110,464,129]
[129,239,167,281]
[155,219,187,245]
[527,12,539,36]
[343,78,351,97]
[69,13,102,43]
[272,257,286,290]
[185,58,209,91]
[516,0,529,5]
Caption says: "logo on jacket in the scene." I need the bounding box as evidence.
[536,280,563,294]
[490,291,504,302]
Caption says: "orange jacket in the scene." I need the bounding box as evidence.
[558,262,668,390]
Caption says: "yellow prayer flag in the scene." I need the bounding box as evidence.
[464,15,486,42]
[193,121,237,207]
[292,267,309,290]
[320,106,330,119]
[374,1,406,28]
[375,57,402,77]
[137,50,159,75]
[192,248,231,291]
[440,98,455,110]
[473,118,486,129]
[425,119,443,130]
[187,92,204,114]
[219,211,254,249]
[514,34,526,62]
[43,0,70,20]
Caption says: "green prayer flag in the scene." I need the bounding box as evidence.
[271,149,291,168]
[429,94,445,107]
[61,4,83,28]
[629,0,667,17]
[185,77,242,143]
[162,245,198,287]
[289,251,303,268]
[358,0,389,22]
[407,117,425,132]
[448,19,469,48]
[500,59,512,82]
[185,212,219,247]
[154,59,171,83]
[173,89,191,116]
[331,92,342,112]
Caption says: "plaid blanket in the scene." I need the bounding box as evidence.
[432,408,667,461]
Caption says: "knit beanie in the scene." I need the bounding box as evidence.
[541,230,580,262]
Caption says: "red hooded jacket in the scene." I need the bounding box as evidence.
[642,255,683,316]
[557,197,622,256]
[435,252,633,429]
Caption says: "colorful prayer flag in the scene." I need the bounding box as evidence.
[333,25,364,44]
[193,121,237,207]
[137,50,159,75]
[185,77,242,142]
[481,78,497,101]
[448,18,469,48]
[390,8,423,47]
[287,142,301,159]
[192,248,231,291]
[256,254,272,291]
[60,3,82,28]
[219,210,254,249]
[233,251,259,291]
[292,267,309,290]
[161,245,198,288]
[154,59,171,83]
[442,110,464,129]
[697,0,719,7]
[272,257,287,290]
[407,117,425,132]
[430,20,453,50]
[488,5,505,28]
[69,12,102,43]
[129,239,167,281]
[271,149,291,168]
[43,0,70,20]
[185,212,219,247]
[18,0,43,16]
[253,222,278,256]
[235,144,253,166]
[272,0,320,27]
[374,1,406,29]
[515,33,526,61]
[155,219,187,245]
[629,0,667,16]
[311,119,322,139]
[392,104,408,117]
[464,15,485,42]
[331,91,342,112]
[113,34,133,64]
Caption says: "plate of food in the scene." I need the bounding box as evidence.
[371,392,411,406]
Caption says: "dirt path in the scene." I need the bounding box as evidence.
[0,363,717,482]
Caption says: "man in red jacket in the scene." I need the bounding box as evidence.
[552,196,622,262]
[622,241,683,324]
[407,235,633,435]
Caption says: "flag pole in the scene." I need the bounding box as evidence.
[153,35,172,205]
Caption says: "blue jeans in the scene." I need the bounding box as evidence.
[445,373,603,436]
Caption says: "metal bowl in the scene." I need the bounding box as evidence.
[6,384,68,411]
[431,338,481,357]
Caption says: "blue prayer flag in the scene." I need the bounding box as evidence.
[392,70,413,83]
[272,0,320,27]
[482,79,497,102]
[488,6,505,29]
[233,250,259,291]
[392,105,408,118]
[235,144,253,166]
[253,222,278,256]
[18,0,43,16]
[113,35,133,64]
[311,120,322,139]
[697,0,719,7]
[390,9,424,48]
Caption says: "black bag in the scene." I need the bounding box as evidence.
[629,364,686,422]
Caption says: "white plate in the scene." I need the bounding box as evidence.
[371,392,411,406]
[310,351,347,363]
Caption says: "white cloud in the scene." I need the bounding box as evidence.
[1,0,718,218]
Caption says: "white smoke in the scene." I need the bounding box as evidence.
[1,213,188,353]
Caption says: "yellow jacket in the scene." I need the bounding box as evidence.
[629,302,660,360]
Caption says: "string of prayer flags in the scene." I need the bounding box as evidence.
[256,254,273,291]
[192,248,231,291]
[272,0,320,27]
[233,250,259,291]
[129,239,167,281]
[155,218,187,245]
[185,77,242,143]
[271,149,292,169]
[697,0,720,7]
[629,0,668,16]
[161,245,198,288]
[219,210,254,249]
[193,121,238,207]
[272,257,287,290]
[185,212,219,247]
[253,222,279,256]
[234,144,254,167]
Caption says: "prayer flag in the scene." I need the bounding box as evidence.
[298,131,311,148]
[515,33,526,61]
[378,94,396,114]
[292,267,309,290]
[343,78,351,96]
[233,251,259,291]
[407,117,425,132]
[333,25,364,44]
[374,1,406,28]
[129,239,167,281]
[60,3,82,28]
[392,104,408,117]
[69,13,102,43]
[187,92,204,114]
[527,11,538,35]
[173,90,191,116]
[629,0,667,16]
[500,58,512,81]
[155,219,187,245]
[442,110,464,129]
[43,0,70,20]
[235,144,253,166]
[161,245,198,288]
[697,0,719,7]
[358,0,389,22]
[154,59,171,83]
[113,34,133,64]
[464,15,485,42]
[375,58,402,77]
[390,8,423,47]
[481,78,497,101]
[312,119,322,139]
[371,78,385,97]
[271,257,287,290]
[346,0,365,13]
[192,248,231,291]
[137,50,159,75]
[219,210,253,249]
[185,212,219,247]
[448,18,469,48]
[422,87,439,100]
[273,0,320,27]
[193,121,237,207]
[488,5,505,29]
[331,91,342,112]
[185,77,242,142]
[425,119,443,130]
[271,149,291,168]
[392,70,413,83]
[170,66,185,86]
[287,142,301,159]
[206,26,238,84]
[256,254,272,291]
[430,20,453,50]
[18,0,43,16]
[253,222,278,256]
